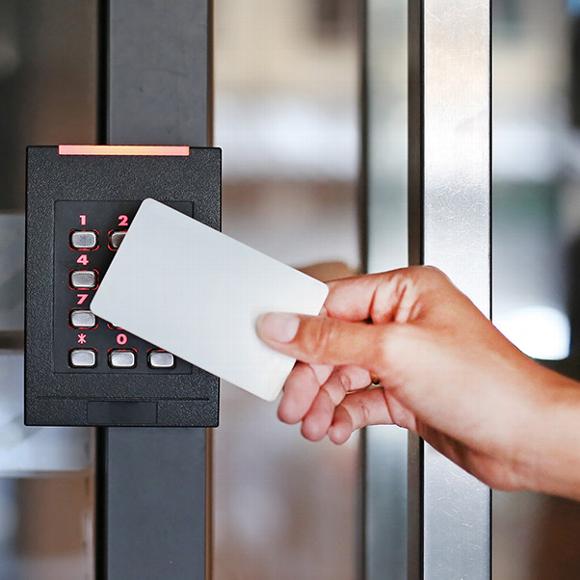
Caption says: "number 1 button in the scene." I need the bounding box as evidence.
[71,231,98,250]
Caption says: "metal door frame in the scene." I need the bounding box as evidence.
[363,1,492,578]
[96,2,213,578]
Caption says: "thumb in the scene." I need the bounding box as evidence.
[256,312,384,369]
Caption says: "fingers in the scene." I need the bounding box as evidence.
[328,388,393,444]
[300,366,372,440]
[277,362,332,424]
[279,363,395,444]
[279,364,370,425]
[257,312,385,369]
[323,267,439,324]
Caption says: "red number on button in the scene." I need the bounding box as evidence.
[116,333,128,346]
[118,215,129,227]
[80,214,87,226]
[77,254,89,266]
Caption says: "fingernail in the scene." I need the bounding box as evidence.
[257,313,300,343]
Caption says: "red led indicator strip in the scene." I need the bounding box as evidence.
[58,145,190,157]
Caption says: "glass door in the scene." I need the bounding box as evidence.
[366,1,580,579]
[213,1,363,578]
[0,2,98,578]
[11,1,580,578]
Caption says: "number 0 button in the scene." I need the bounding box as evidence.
[109,350,136,368]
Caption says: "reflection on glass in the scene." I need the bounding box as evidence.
[365,1,408,579]
[213,1,360,578]
[365,0,580,577]
[367,1,408,274]
[0,1,97,578]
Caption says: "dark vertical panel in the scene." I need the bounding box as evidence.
[106,0,210,146]
[407,3,424,578]
[99,1,212,579]
[99,428,208,580]
[0,0,98,210]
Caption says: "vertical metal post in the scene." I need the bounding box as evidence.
[97,1,213,579]
[408,1,491,579]
[362,1,409,578]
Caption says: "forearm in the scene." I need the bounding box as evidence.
[522,369,580,500]
[259,267,580,501]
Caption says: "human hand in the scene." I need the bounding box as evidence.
[257,267,580,496]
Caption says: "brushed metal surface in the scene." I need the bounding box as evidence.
[410,1,492,578]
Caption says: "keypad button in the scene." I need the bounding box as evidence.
[109,230,126,250]
[70,270,97,289]
[70,310,96,329]
[69,349,97,368]
[148,350,175,369]
[71,230,98,250]
[109,349,136,368]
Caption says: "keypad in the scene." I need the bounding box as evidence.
[70,309,96,329]
[70,270,98,289]
[70,349,97,368]
[71,230,98,250]
[54,201,192,375]
[148,350,175,369]
[109,230,126,250]
[109,349,136,368]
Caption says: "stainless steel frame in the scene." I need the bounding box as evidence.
[409,1,492,577]
[364,1,492,578]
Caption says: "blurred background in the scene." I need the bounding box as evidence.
[369,1,580,578]
[0,0,580,578]
[493,1,580,578]
[213,1,360,579]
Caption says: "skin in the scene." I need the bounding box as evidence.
[256,266,580,501]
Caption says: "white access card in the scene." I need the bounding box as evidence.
[90,199,328,401]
